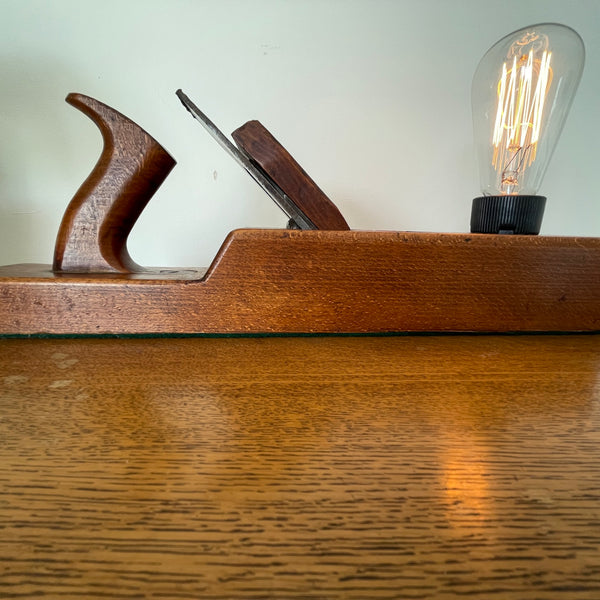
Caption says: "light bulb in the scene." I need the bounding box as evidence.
[470,23,584,234]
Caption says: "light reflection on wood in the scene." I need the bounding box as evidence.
[1,335,599,598]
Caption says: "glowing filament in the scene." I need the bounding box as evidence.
[492,50,552,192]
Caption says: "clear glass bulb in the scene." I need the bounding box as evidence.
[472,23,584,197]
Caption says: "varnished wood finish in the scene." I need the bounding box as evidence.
[232,120,350,230]
[53,93,176,273]
[1,230,599,335]
[1,334,599,598]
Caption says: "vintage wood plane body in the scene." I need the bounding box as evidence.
[0,93,598,336]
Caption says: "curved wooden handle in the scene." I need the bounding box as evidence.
[53,93,176,273]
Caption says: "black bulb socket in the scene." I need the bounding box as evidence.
[470,195,546,235]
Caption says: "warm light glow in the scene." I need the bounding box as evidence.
[492,50,552,194]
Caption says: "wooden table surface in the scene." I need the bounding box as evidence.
[1,334,599,598]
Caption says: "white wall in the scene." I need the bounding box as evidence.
[1,0,598,267]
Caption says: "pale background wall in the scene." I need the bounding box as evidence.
[1,0,598,267]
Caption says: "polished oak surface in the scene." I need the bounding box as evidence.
[1,335,600,598]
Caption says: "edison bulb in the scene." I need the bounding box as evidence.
[471,23,584,234]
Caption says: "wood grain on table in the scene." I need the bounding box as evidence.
[1,335,599,598]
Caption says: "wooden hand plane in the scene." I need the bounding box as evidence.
[0,92,598,336]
